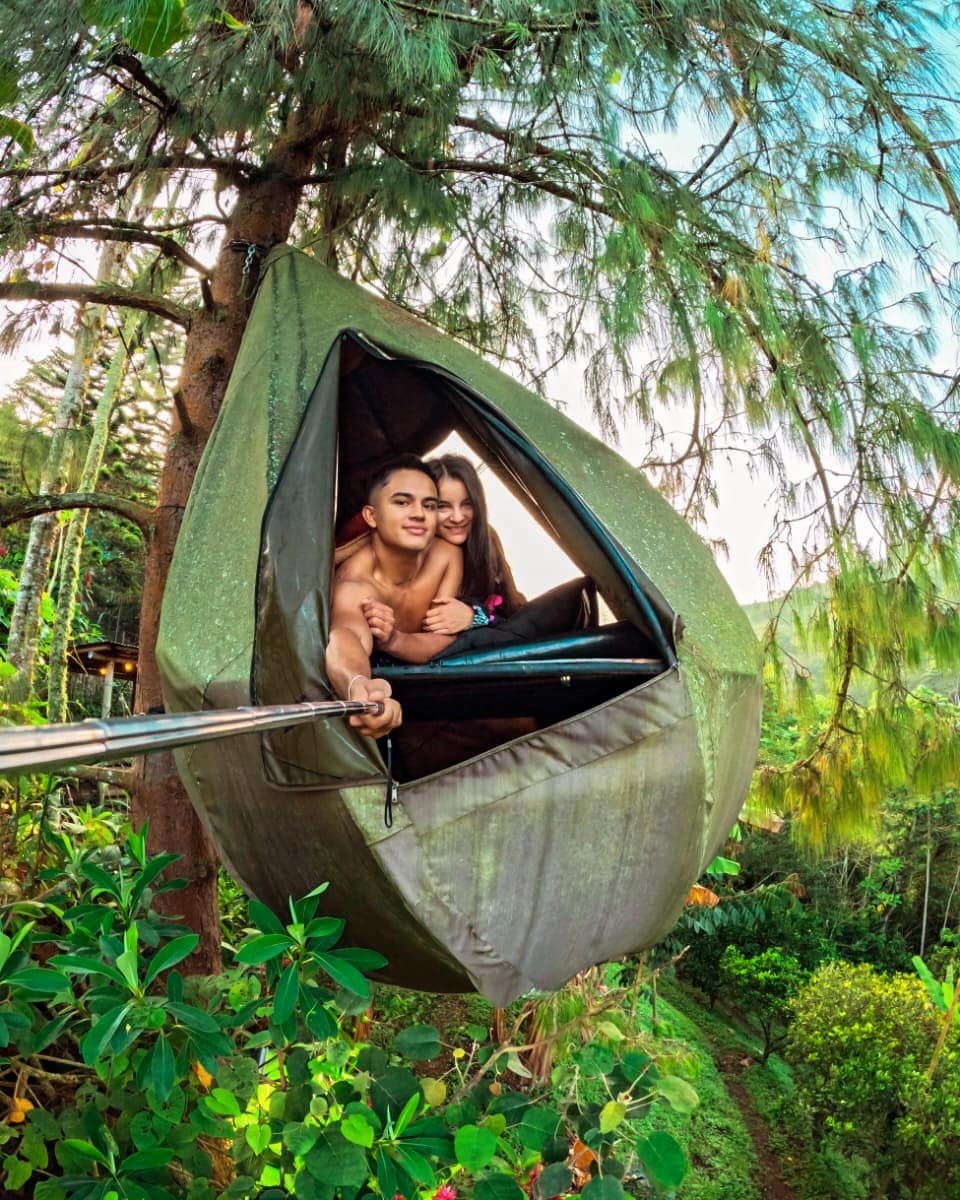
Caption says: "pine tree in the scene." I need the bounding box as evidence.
[1,0,959,957]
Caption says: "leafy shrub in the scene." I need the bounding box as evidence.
[786,960,960,1194]
[0,819,695,1198]
[719,946,806,1063]
[673,886,831,1005]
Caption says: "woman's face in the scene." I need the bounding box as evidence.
[436,476,474,546]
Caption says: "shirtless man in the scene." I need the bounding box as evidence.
[326,455,462,737]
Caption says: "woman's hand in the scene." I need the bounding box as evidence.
[423,596,474,635]
[361,599,397,649]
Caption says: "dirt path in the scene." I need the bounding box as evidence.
[713,1053,797,1200]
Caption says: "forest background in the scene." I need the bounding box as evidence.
[1,2,960,1197]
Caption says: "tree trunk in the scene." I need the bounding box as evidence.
[47,313,139,722]
[4,251,118,699]
[133,120,331,971]
[920,807,932,959]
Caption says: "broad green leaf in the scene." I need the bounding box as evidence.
[581,1177,623,1200]
[315,951,370,1000]
[236,933,292,965]
[304,916,345,944]
[50,954,127,987]
[536,1162,572,1199]
[376,1147,397,1199]
[123,0,189,56]
[273,962,300,1025]
[599,1100,627,1133]
[658,1076,699,1114]
[246,1124,272,1155]
[454,1124,497,1173]
[165,1001,221,1033]
[144,935,199,987]
[6,967,69,995]
[0,116,34,155]
[912,955,946,1012]
[394,1144,434,1188]
[81,1003,131,1064]
[394,1024,441,1062]
[121,1145,175,1173]
[3,1155,33,1192]
[518,1107,563,1152]
[394,1089,421,1137]
[370,1066,420,1123]
[248,900,285,934]
[475,1176,525,1200]
[340,1113,374,1149]
[636,1131,687,1190]
[304,1129,368,1188]
[79,861,120,896]
[706,855,740,877]
[205,1088,242,1117]
[283,1122,320,1156]
[60,1139,111,1168]
[331,946,389,972]
[0,932,11,972]
[148,1035,175,1102]
[116,923,141,992]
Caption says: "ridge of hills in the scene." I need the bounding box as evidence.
[741,591,960,702]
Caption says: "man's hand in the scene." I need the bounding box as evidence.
[347,675,402,737]
[361,598,397,649]
[422,596,474,635]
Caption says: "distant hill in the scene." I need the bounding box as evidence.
[742,591,960,702]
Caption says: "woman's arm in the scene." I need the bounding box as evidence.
[422,596,475,634]
[363,600,457,663]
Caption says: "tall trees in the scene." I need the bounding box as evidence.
[1,2,959,944]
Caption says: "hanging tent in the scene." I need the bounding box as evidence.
[157,246,761,1005]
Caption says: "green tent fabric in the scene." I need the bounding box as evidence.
[157,245,761,1004]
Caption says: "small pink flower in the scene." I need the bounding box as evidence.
[393,1193,405,1200]
[485,594,504,612]
[436,1186,457,1200]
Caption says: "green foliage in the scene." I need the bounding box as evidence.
[80,0,190,57]
[0,819,694,1198]
[719,947,805,1065]
[786,961,960,1192]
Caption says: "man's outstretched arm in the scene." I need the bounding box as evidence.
[326,580,402,737]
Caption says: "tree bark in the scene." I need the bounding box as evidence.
[48,313,139,722]
[0,492,154,535]
[132,117,332,972]
[5,236,122,698]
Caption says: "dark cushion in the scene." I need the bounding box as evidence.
[433,577,595,660]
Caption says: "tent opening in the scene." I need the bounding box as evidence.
[253,332,675,786]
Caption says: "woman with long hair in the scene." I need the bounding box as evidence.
[421,454,524,636]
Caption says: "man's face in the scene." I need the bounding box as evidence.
[363,468,439,552]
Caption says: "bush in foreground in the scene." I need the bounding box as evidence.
[0,817,696,1198]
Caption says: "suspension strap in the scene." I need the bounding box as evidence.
[383,734,398,829]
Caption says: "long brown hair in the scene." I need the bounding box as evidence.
[427,454,524,615]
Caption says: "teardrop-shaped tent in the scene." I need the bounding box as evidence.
[157,246,761,1004]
